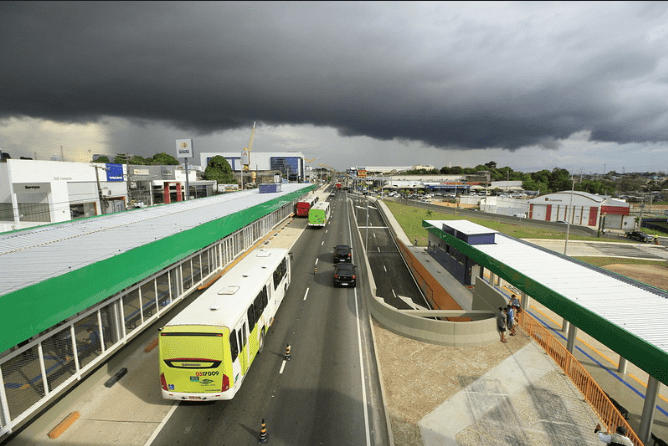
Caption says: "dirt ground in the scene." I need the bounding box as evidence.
[602,264,668,292]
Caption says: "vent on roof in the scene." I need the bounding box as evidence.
[256,250,271,257]
[218,286,240,295]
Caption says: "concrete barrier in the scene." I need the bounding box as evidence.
[360,199,499,347]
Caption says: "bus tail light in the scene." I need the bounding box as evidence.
[352,275,356,280]
[222,374,230,391]
[160,373,168,391]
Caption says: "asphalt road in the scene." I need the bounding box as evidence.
[3,189,394,446]
[351,195,430,310]
[148,190,389,446]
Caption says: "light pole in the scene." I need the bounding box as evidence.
[564,175,575,256]
[365,195,369,251]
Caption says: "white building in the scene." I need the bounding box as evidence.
[0,160,128,231]
[0,160,205,232]
[527,191,632,229]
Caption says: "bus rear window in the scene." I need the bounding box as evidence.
[160,331,225,368]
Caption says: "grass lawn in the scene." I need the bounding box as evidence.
[382,200,665,269]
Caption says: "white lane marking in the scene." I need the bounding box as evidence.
[392,289,396,298]
[144,401,180,446]
[383,265,387,272]
[353,286,371,446]
[346,199,371,446]
[279,360,287,374]
[377,247,380,252]
[321,240,324,246]
[303,288,310,301]
[398,295,429,310]
[315,258,319,266]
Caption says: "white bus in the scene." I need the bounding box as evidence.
[159,248,291,401]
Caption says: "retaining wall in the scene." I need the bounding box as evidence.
[363,199,499,346]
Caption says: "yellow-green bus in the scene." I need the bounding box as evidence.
[308,201,330,227]
[159,248,291,401]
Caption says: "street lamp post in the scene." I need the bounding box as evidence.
[564,176,575,256]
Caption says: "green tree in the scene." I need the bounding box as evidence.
[114,154,148,165]
[549,168,572,191]
[204,156,236,184]
[95,156,110,163]
[151,152,180,165]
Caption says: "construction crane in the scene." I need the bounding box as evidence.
[241,122,256,171]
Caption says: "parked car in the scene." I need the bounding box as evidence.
[333,263,357,287]
[333,244,352,263]
[625,231,654,243]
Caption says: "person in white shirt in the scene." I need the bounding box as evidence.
[594,423,633,445]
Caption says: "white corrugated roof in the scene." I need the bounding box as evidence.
[0,184,310,297]
[425,219,668,361]
[474,234,668,352]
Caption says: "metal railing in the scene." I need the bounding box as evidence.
[518,311,642,445]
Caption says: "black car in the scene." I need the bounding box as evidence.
[333,244,352,263]
[626,231,654,243]
[334,263,357,287]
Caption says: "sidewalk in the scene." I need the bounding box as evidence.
[371,252,605,446]
[371,211,620,444]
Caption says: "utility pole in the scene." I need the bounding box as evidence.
[90,164,109,214]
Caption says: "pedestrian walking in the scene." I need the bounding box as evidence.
[497,307,507,343]
[506,305,516,336]
[594,423,633,445]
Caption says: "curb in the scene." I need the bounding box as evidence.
[47,411,80,439]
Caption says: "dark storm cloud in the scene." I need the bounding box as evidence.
[1,1,668,150]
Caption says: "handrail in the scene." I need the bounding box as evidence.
[518,311,642,445]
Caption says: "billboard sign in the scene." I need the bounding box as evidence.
[175,139,193,158]
[106,163,124,181]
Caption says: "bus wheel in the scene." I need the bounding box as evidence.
[259,332,265,354]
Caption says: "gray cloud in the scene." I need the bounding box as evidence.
[1,1,668,153]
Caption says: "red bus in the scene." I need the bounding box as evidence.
[295,194,319,217]
[335,182,342,190]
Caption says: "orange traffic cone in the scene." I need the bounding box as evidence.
[258,418,268,443]
[284,344,291,361]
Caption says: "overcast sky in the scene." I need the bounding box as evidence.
[1,1,668,173]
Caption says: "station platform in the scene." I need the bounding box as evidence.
[373,199,664,445]
[5,193,663,446]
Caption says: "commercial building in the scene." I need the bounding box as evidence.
[527,191,632,229]
[0,160,209,232]
[199,151,306,182]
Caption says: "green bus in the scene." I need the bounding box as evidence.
[308,201,331,227]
